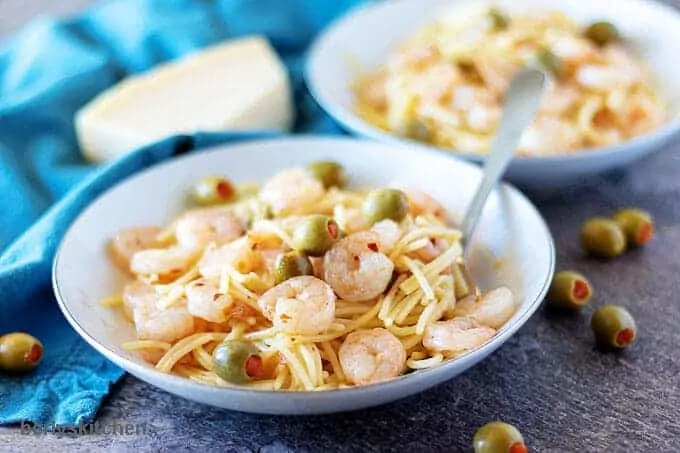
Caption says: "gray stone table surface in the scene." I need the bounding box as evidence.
[1,0,680,451]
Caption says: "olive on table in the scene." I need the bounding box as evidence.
[307,161,348,189]
[192,176,236,206]
[547,270,593,311]
[489,7,510,31]
[580,217,627,258]
[473,421,527,453]
[584,21,620,46]
[292,215,342,256]
[612,208,654,247]
[536,47,562,77]
[362,188,409,225]
[275,251,314,284]
[0,333,44,374]
[212,340,264,384]
[591,305,637,349]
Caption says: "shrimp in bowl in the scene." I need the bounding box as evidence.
[102,162,518,391]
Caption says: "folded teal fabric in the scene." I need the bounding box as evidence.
[0,0,363,426]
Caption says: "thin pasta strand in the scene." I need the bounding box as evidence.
[122,340,172,351]
[391,289,424,325]
[416,300,439,335]
[402,256,436,302]
[156,333,226,373]
[400,243,462,294]
[407,353,444,370]
[192,346,214,371]
[320,341,346,383]
[379,275,407,325]
[277,342,315,390]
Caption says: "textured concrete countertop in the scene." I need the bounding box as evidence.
[1,1,680,451]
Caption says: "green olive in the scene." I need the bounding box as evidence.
[591,305,637,349]
[584,21,620,47]
[489,7,510,31]
[212,340,262,384]
[473,421,527,453]
[580,217,627,258]
[292,215,342,256]
[192,176,236,206]
[612,208,654,247]
[0,333,44,373]
[536,47,563,77]
[362,189,409,225]
[547,270,593,312]
[307,161,348,189]
[275,251,314,284]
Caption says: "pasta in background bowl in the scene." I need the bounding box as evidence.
[53,137,554,414]
[307,0,680,189]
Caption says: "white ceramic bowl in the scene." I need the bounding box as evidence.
[306,0,680,189]
[53,137,554,415]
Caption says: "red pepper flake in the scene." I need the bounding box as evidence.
[327,220,340,239]
[216,180,234,199]
[245,355,265,379]
[572,280,590,301]
[213,293,224,301]
[352,255,360,262]
[509,443,528,453]
[367,242,379,252]
[24,344,43,365]
[616,328,635,346]
[637,222,654,245]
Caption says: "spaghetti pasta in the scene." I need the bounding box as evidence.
[354,6,666,157]
[105,166,517,390]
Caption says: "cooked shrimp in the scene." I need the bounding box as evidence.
[370,220,403,255]
[123,282,195,343]
[453,287,515,329]
[185,278,233,323]
[410,61,460,104]
[108,227,162,273]
[518,117,582,156]
[129,246,196,278]
[389,44,440,71]
[334,206,370,235]
[323,232,395,302]
[338,328,406,386]
[423,317,495,353]
[539,85,581,116]
[259,168,325,216]
[547,32,599,62]
[175,207,244,250]
[257,276,336,335]
[406,189,448,222]
[473,57,519,96]
[355,71,388,111]
[409,238,450,263]
[197,238,260,278]
[575,47,643,92]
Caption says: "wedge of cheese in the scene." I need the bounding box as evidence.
[76,36,294,162]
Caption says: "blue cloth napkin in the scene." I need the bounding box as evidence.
[0,0,365,427]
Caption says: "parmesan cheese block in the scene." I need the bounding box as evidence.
[76,36,294,162]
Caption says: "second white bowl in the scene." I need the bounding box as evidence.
[306,0,680,189]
